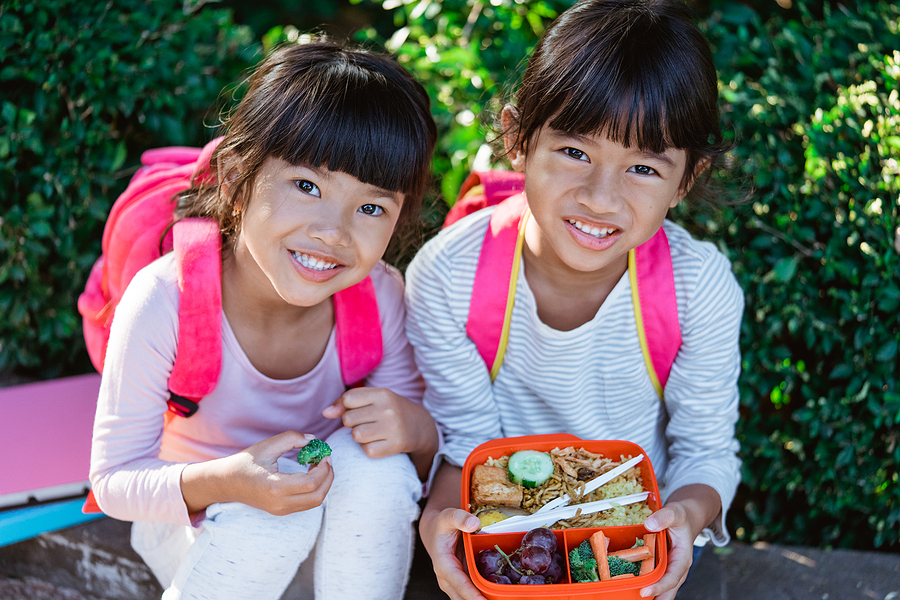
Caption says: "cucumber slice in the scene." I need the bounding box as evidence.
[507,450,554,488]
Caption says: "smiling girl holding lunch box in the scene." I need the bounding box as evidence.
[404,1,744,598]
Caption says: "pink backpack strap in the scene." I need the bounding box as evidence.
[445,170,526,228]
[333,276,383,386]
[166,218,223,417]
[629,228,681,397]
[466,194,529,380]
[465,180,681,396]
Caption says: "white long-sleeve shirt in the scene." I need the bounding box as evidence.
[90,255,425,526]
[405,207,743,544]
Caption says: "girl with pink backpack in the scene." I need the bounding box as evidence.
[88,40,438,600]
[405,1,743,598]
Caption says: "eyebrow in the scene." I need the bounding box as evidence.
[550,130,678,168]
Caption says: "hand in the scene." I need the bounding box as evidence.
[638,484,720,599]
[419,507,486,600]
[639,504,695,599]
[322,387,436,460]
[182,431,334,516]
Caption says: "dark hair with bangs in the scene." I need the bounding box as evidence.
[176,38,436,241]
[506,0,728,195]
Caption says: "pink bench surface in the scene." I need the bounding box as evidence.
[0,373,101,509]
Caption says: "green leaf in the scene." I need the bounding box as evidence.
[875,340,898,361]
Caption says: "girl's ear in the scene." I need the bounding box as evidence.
[673,156,711,207]
[216,150,245,209]
[501,105,527,172]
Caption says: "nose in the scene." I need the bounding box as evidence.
[308,207,351,248]
[576,169,623,213]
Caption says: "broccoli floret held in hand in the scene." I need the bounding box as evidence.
[568,540,599,583]
[297,439,332,465]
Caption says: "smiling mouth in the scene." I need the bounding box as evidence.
[290,251,340,271]
[567,219,618,239]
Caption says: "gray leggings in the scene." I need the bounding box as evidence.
[131,428,422,600]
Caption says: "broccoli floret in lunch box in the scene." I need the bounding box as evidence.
[607,555,641,577]
[297,439,332,465]
[568,540,599,583]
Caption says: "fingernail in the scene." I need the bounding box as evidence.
[645,517,658,530]
[640,588,652,597]
[466,516,480,530]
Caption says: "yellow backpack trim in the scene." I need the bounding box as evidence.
[490,208,531,381]
[629,249,664,399]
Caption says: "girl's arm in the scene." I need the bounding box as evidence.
[323,262,439,479]
[418,461,486,600]
[90,260,333,523]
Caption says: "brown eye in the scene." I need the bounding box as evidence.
[359,204,384,216]
[629,165,657,176]
[296,179,321,196]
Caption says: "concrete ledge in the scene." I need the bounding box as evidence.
[1,516,898,600]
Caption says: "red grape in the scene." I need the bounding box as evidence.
[544,551,565,583]
[520,545,552,574]
[486,573,512,584]
[522,527,558,554]
[476,548,505,577]
[518,574,547,585]
[503,554,523,583]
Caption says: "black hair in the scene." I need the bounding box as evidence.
[507,0,729,193]
[177,38,437,238]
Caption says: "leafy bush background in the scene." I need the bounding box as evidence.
[1,0,897,550]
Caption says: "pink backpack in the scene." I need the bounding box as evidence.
[446,171,681,398]
[78,138,383,418]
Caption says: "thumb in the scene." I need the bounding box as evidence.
[442,509,481,535]
[251,431,315,460]
[322,396,347,419]
[644,506,677,532]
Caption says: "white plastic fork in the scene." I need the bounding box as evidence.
[533,454,645,514]
[478,492,650,534]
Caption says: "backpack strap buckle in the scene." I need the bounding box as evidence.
[167,393,200,417]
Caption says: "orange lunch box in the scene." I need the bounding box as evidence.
[461,433,667,599]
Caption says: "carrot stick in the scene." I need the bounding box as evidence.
[608,546,652,562]
[589,531,611,581]
[610,573,636,580]
[639,533,655,576]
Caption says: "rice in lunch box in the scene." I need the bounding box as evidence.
[482,446,651,528]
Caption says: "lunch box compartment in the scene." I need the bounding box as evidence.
[462,434,668,599]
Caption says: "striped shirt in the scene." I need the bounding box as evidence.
[405,207,743,544]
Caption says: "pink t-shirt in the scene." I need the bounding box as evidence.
[89,254,425,526]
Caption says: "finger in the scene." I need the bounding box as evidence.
[349,420,388,445]
[644,505,679,531]
[254,431,316,459]
[344,406,385,431]
[280,456,334,495]
[640,542,691,598]
[339,387,380,411]
[359,438,394,459]
[321,396,346,419]
[441,509,481,535]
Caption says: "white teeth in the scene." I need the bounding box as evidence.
[292,251,338,271]
[568,219,615,239]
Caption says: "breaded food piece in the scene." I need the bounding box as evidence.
[471,464,524,508]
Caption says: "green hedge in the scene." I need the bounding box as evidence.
[700,2,900,550]
[0,0,258,375]
[1,0,897,550]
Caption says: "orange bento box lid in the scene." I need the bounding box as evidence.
[461,434,668,600]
